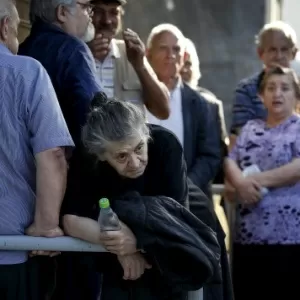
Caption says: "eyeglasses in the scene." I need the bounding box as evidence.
[77,1,95,15]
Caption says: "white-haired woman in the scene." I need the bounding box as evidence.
[62,92,219,300]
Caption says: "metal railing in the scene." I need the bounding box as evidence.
[0,184,225,300]
[0,184,225,251]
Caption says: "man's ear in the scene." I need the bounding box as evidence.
[0,16,10,41]
[292,47,298,60]
[257,47,264,60]
[56,4,69,23]
[145,48,151,59]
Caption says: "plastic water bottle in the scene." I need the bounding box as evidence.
[98,198,121,231]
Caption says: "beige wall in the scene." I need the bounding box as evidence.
[16,0,30,43]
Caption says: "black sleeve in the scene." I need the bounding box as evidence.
[61,148,99,220]
[188,98,222,190]
[151,126,188,208]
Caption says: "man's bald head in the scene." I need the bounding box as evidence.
[0,0,19,54]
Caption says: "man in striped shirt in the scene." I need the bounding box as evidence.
[88,0,170,119]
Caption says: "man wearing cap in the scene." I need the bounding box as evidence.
[88,0,170,119]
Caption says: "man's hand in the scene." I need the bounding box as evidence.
[26,224,63,257]
[235,177,262,205]
[87,34,110,61]
[100,221,137,256]
[118,253,152,280]
[123,28,145,71]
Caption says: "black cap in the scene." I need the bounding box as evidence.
[92,0,127,5]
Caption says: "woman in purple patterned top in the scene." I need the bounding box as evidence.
[225,66,300,300]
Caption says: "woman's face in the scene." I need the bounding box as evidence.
[101,135,148,179]
[261,74,297,119]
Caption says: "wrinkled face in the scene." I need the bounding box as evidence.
[0,5,19,54]
[147,31,184,81]
[63,0,95,42]
[101,135,148,179]
[92,2,122,40]
[258,31,296,68]
[260,74,296,119]
[180,53,192,83]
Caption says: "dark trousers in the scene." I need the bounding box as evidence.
[233,243,300,300]
[52,253,101,300]
[0,257,55,300]
[101,270,188,300]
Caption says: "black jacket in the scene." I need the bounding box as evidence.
[111,191,221,292]
[188,179,234,300]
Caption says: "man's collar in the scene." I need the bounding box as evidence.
[109,39,121,58]
[169,76,183,92]
[0,43,12,55]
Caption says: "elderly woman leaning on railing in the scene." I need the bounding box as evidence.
[224,66,300,300]
[61,92,220,300]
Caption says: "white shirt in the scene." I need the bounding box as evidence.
[146,80,184,146]
[94,39,120,98]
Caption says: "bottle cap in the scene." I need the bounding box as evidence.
[99,198,110,209]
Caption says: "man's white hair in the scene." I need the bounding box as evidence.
[0,0,15,21]
[184,38,201,88]
[255,20,298,49]
[30,0,77,24]
[146,23,186,50]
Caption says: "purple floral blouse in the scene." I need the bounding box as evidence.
[229,114,300,245]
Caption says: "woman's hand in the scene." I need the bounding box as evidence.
[235,177,262,204]
[100,221,137,256]
[118,252,152,280]
[224,180,236,202]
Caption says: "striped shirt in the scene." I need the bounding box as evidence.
[0,44,74,264]
[95,39,120,98]
[230,72,267,134]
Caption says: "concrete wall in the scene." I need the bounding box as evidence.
[16,0,266,128]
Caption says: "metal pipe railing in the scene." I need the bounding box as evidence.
[0,184,225,251]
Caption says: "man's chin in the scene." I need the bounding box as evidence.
[82,24,96,43]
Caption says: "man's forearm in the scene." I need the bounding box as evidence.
[35,147,67,229]
[188,156,220,190]
[135,63,170,119]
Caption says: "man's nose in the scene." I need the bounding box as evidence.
[102,13,112,24]
[166,48,176,59]
[275,49,284,60]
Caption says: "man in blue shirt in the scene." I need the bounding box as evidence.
[0,1,74,299]
[19,0,102,144]
[230,21,298,146]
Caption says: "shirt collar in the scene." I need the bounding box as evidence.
[170,77,182,93]
[0,43,12,55]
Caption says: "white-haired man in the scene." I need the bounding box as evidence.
[146,23,222,198]
[0,1,74,299]
[19,0,102,144]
